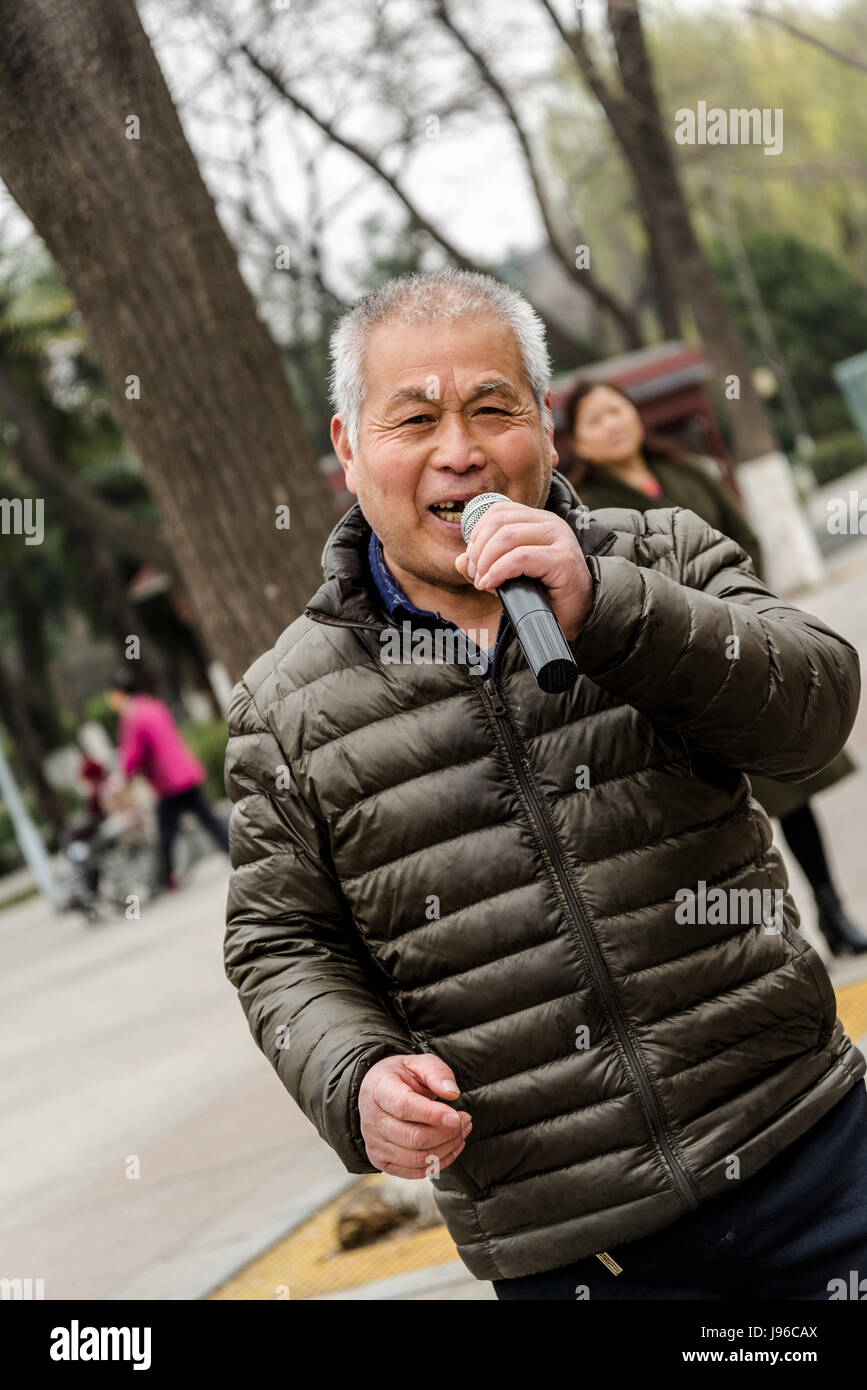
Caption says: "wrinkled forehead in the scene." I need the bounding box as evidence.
[362,311,530,405]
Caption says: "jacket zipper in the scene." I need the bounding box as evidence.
[476,671,701,1216]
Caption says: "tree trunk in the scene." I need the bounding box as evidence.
[9,567,64,750]
[0,0,336,680]
[638,205,681,340]
[542,0,779,461]
[605,0,777,460]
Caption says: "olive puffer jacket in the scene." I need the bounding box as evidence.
[223,468,865,1282]
[571,456,856,821]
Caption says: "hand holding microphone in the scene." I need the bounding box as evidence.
[456,492,594,693]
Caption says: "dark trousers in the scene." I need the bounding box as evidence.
[493,1080,867,1300]
[156,784,229,885]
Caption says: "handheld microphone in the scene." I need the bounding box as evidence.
[461,492,579,694]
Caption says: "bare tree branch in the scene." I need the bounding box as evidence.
[538,0,630,139]
[238,43,489,271]
[538,0,682,334]
[236,41,598,363]
[429,0,641,344]
[745,4,867,75]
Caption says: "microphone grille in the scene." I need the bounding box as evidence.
[460,492,511,543]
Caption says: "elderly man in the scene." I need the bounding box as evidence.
[223,268,867,1300]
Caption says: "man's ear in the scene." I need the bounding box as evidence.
[330,415,357,495]
[544,388,559,469]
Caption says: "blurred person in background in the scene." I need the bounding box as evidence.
[60,750,112,903]
[78,752,109,831]
[563,379,867,958]
[105,669,229,890]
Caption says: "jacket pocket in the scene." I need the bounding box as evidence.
[787,936,838,1048]
[405,1025,482,1196]
[436,1153,483,1201]
[805,949,838,1048]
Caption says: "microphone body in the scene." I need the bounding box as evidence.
[461,492,580,694]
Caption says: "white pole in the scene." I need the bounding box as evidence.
[206,660,234,717]
[0,735,61,908]
[736,452,824,595]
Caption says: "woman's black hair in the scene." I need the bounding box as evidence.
[561,377,688,488]
[110,667,141,696]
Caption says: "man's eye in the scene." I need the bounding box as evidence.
[476,406,507,415]
[401,414,433,425]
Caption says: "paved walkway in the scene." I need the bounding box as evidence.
[0,855,359,1300]
[1,537,866,1301]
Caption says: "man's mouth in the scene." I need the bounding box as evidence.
[428,500,468,526]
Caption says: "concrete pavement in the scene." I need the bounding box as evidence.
[0,856,358,1300]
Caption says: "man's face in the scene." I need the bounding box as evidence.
[331,312,557,594]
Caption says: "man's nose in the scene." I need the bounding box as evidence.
[428,410,486,470]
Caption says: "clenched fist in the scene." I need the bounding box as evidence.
[359,1053,472,1179]
[454,498,594,642]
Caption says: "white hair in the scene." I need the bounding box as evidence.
[328,267,553,456]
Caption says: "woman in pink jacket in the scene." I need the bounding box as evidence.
[106,669,229,890]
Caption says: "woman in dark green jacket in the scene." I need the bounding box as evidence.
[562,378,866,958]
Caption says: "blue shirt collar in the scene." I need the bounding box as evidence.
[366,528,505,672]
[367,528,440,624]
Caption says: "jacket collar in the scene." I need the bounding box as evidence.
[304,468,614,629]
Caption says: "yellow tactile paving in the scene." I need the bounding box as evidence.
[211,978,867,1300]
[835,977,867,1048]
[207,1173,457,1300]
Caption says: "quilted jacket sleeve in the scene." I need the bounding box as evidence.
[223,675,415,1174]
[570,506,860,780]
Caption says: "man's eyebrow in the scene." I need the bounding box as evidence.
[384,386,436,409]
[383,378,521,410]
[471,379,520,403]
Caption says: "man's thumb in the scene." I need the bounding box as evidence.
[409,1053,461,1097]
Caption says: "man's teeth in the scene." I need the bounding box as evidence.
[431,502,465,521]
